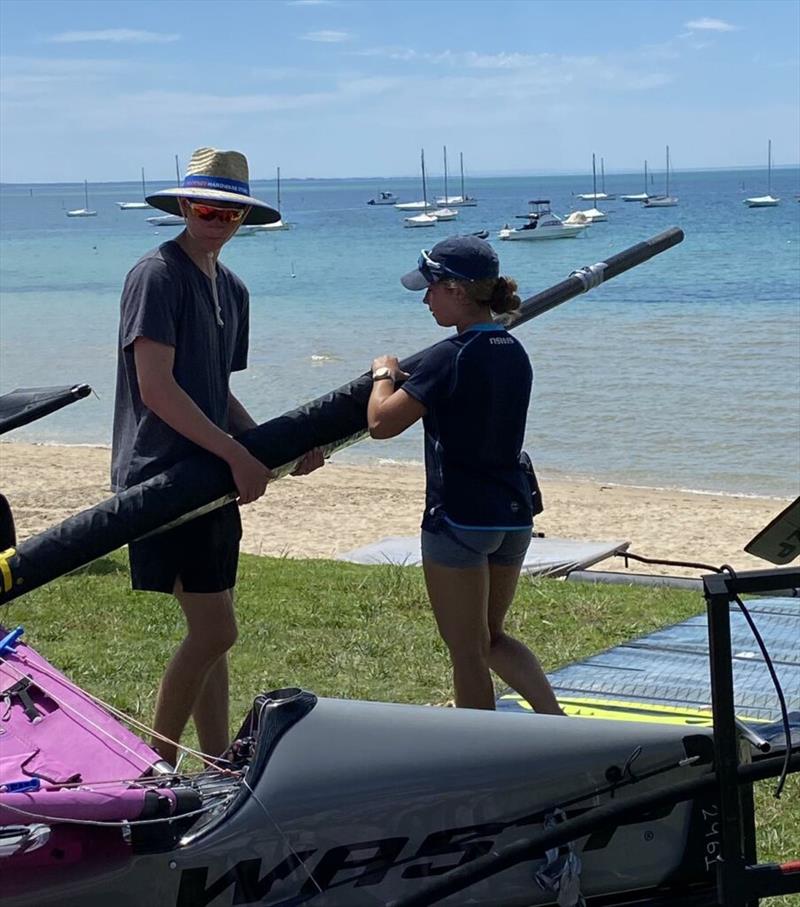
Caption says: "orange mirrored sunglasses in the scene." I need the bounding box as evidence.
[185,201,247,224]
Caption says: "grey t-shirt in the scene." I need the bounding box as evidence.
[111,240,249,491]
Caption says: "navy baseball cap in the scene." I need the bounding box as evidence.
[400,235,500,291]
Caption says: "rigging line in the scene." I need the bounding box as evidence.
[0,793,238,828]
[620,550,723,574]
[241,776,324,896]
[18,767,244,792]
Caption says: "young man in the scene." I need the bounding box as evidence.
[112,147,321,766]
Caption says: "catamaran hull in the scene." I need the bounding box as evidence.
[3,692,720,907]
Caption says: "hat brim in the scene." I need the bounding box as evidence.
[145,187,281,225]
[400,268,431,291]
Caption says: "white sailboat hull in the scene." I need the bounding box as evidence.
[395,201,435,211]
[146,214,184,226]
[117,202,151,210]
[404,214,438,227]
[429,207,458,221]
[65,209,96,218]
[621,193,650,202]
[745,195,780,208]
[643,196,679,208]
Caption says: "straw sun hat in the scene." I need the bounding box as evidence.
[146,147,280,225]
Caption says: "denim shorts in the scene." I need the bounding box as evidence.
[421,525,532,569]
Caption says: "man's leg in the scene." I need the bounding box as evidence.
[151,583,238,765]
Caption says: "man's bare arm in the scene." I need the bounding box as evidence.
[227,391,258,435]
[133,337,272,504]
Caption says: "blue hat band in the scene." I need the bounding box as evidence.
[182,174,250,196]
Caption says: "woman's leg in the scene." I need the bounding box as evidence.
[423,559,495,710]
[151,582,238,764]
[486,562,565,715]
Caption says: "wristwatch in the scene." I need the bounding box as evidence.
[372,366,394,382]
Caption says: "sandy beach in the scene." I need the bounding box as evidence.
[0,441,790,577]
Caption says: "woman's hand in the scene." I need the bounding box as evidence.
[371,355,408,382]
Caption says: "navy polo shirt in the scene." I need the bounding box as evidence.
[401,323,533,531]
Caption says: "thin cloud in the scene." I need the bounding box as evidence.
[301,30,351,43]
[685,18,738,32]
[48,29,180,45]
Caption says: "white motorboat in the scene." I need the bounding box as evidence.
[622,160,652,201]
[403,148,438,227]
[367,191,400,205]
[644,146,678,208]
[436,151,477,206]
[745,140,780,207]
[117,168,151,209]
[499,201,588,240]
[66,180,97,218]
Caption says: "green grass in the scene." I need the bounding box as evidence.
[4,551,798,902]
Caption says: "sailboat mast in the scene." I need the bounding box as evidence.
[175,155,181,183]
[277,166,282,209]
[767,139,772,195]
[601,157,606,194]
[443,146,448,204]
[141,167,146,200]
[460,151,465,201]
[665,146,670,197]
[644,160,648,195]
[592,153,597,201]
[421,148,428,207]
[84,180,89,209]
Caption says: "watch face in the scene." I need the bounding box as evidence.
[373,367,392,379]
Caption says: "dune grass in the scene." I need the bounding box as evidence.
[4,550,797,901]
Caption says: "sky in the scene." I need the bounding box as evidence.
[1,0,798,182]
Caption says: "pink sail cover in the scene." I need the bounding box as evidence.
[0,628,162,795]
[0,786,177,825]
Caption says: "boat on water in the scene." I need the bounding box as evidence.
[239,166,291,233]
[436,149,477,207]
[643,146,679,208]
[621,160,652,202]
[117,168,151,210]
[571,155,607,221]
[367,191,400,205]
[575,155,615,201]
[404,149,438,228]
[146,157,185,226]
[65,180,97,218]
[429,146,459,222]
[745,139,780,208]
[499,200,588,240]
[146,213,184,226]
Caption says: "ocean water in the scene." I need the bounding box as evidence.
[1,168,799,498]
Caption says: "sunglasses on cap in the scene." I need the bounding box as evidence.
[417,249,473,285]
[184,201,247,224]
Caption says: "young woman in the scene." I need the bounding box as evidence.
[368,235,564,714]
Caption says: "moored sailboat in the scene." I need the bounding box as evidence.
[117,168,151,210]
[745,140,780,208]
[65,180,97,218]
[404,149,438,227]
[643,146,678,208]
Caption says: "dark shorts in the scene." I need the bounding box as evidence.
[421,524,532,569]
[128,502,242,594]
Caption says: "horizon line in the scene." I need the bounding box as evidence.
[1,162,799,187]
